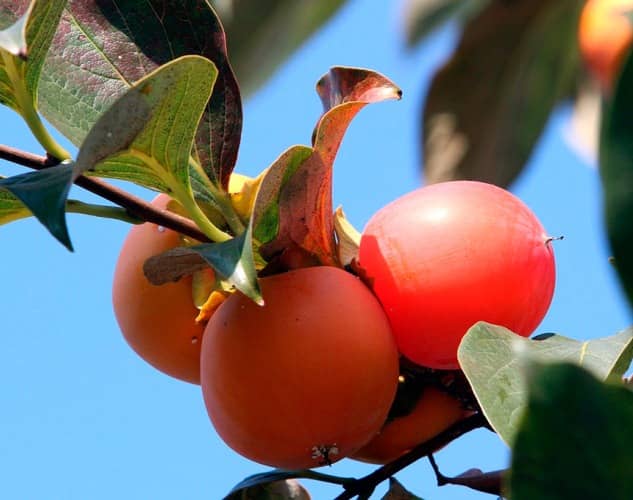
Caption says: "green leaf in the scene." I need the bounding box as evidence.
[225,479,310,500]
[457,322,633,445]
[253,145,313,246]
[422,0,581,187]
[226,469,352,499]
[508,363,633,500]
[143,222,261,305]
[0,0,66,112]
[600,45,633,310]
[0,164,73,249]
[73,88,152,176]
[254,67,401,267]
[83,55,227,241]
[0,183,31,224]
[39,0,241,187]
[87,55,216,193]
[402,0,490,47]
[212,0,348,97]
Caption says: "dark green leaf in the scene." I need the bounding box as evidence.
[226,469,352,499]
[457,322,633,445]
[225,479,310,500]
[143,222,261,305]
[0,164,73,249]
[600,44,633,310]
[189,226,261,304]
[423,0,582,187]
[212,0,347,97]
[508,363,633,500]
[402,0,490,47]
[39,0,241,188]
[0,183,31,224]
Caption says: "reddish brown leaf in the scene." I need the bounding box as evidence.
[254,67,401,269]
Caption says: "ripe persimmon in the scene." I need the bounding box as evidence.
[112,194,211,384]
[359,181,555,370]
[200,266,400,469]
[579,0,633,91]
[352,387,468,464]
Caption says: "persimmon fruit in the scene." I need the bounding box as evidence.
[200,266,400,469]
[112,175,253,384]
[112,193,210,384]
[579,0,633,91]
[358,181,556,370]
[352,387,468,464]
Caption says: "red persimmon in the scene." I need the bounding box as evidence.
[359,181,556,370]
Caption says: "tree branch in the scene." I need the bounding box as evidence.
[428,454,505,496]
[0,144,210,242]
[333,412,488,500]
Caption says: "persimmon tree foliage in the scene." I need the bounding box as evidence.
[1,1,633,499]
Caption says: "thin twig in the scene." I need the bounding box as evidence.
[0,144,210,242]
[428,454,504,496]
[333,412,488,500]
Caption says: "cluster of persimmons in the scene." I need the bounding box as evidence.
[112,176,556,469]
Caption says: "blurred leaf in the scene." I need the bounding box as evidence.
[402,0,490,47]
[225,479,310,500]
[226,469,352,499]
[457,322,633,445]
[144,222,262,305]
[423,0,582,187]
[0,164,73,249]
[600,45,633,309]
[381,477,424,499]
[0,182,31,224]
[87,56,216,219]
[508,363,633,500]
[0,0,66,113]
[563,77,601,166]
[39,0,241,188]
[254,67,400,267]
[211,0,348,97]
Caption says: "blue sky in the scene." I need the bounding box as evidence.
[1,1,631,499]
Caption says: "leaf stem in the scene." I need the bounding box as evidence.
[65,200,143,224]
[189,158,245,234]
[171,182,232,242]
[1,51,71,160]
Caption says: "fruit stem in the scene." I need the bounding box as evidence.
[333,412,488,500]
[545,235,565,245]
